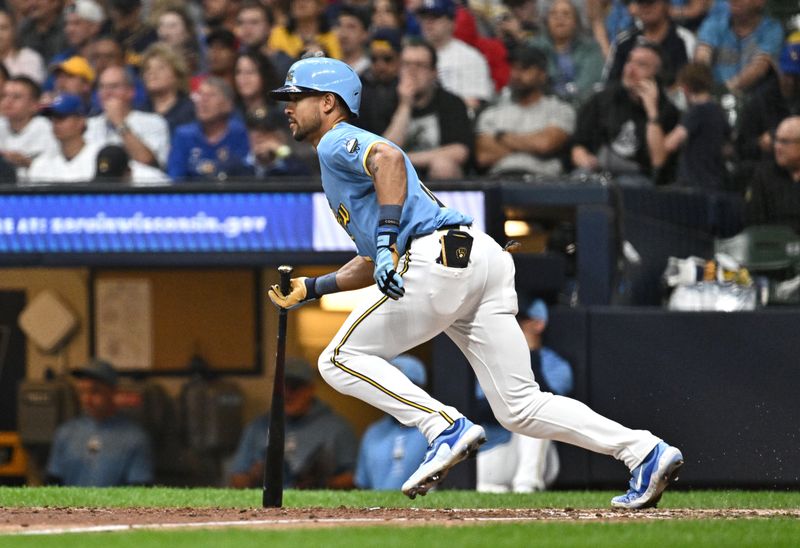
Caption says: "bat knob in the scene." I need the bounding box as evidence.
[278,265,293,298]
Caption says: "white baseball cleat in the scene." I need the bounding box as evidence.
[611,441,684,509]
[402,417,486,499]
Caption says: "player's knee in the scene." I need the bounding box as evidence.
[496,412,525,433]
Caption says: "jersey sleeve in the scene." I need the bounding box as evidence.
[323,126,388,179]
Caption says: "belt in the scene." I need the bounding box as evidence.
[406,224,472,251]
[437,223,472,232]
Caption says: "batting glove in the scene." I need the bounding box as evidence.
[374,234,404,300]
[268,277,312,309]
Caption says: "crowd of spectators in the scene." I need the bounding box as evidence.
[0,0,797,209]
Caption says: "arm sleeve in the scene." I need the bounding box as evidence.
[475,106,499,135]
[326,130,386,178]
[696,16,721,49]
[756,20,785,59]
[680,107,700,136]
[134,114,171,167]
[550,100,577,134]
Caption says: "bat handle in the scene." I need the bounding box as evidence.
[278,265,293,296]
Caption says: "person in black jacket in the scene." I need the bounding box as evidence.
[745,116,800,233]
[572,41,679,185]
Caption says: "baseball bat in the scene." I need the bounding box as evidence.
[263,264,293,508]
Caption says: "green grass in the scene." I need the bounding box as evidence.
[1,486,799,509]
[1,488,798,547]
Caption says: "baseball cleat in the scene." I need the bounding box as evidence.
[402,417,486,499]
[611,441,684,509]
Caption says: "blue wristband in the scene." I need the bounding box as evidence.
[303,272,339,300]
[378,204,402,234]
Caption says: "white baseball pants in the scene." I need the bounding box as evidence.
[318,227,660,470]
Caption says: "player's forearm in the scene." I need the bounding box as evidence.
[335,255,377,291]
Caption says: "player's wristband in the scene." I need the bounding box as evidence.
[304,273,339,300]
[377,204,401,250]
[378,205,402,234]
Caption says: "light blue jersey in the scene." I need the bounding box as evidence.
[316,122,472,259]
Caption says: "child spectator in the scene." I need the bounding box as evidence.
[660,62,730,189]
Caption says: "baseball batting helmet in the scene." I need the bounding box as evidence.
[270,56,362,117]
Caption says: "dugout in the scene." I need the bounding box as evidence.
[1,179,795,489]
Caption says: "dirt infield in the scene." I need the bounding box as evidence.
[2,507,799,535]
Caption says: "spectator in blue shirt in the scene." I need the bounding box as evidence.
[228,358,357,489]
[45,359,153,487]
[694,0,784,94]
[355,355,429,490]
[167,76,251,181]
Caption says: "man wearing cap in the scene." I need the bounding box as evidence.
[694,0,783,93]
[85,65,170,168]
[167,77,251,181]
[475,299,574,492]
[0,76,58,181]
[228,358,357,489]
[415,0,494,113]
[51,55,95,108]
[382,38,472,180]
[735,33,800,184]
[45,359,154,486]
[28,93,103,183]
[355,355,429,490]
[53,0,105,63]
[353,28,403,136]
[602,0,695,85]
[475,44,575,178]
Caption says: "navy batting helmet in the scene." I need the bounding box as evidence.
[270,56,362,117]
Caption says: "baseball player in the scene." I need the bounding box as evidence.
[267,55,683,508]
